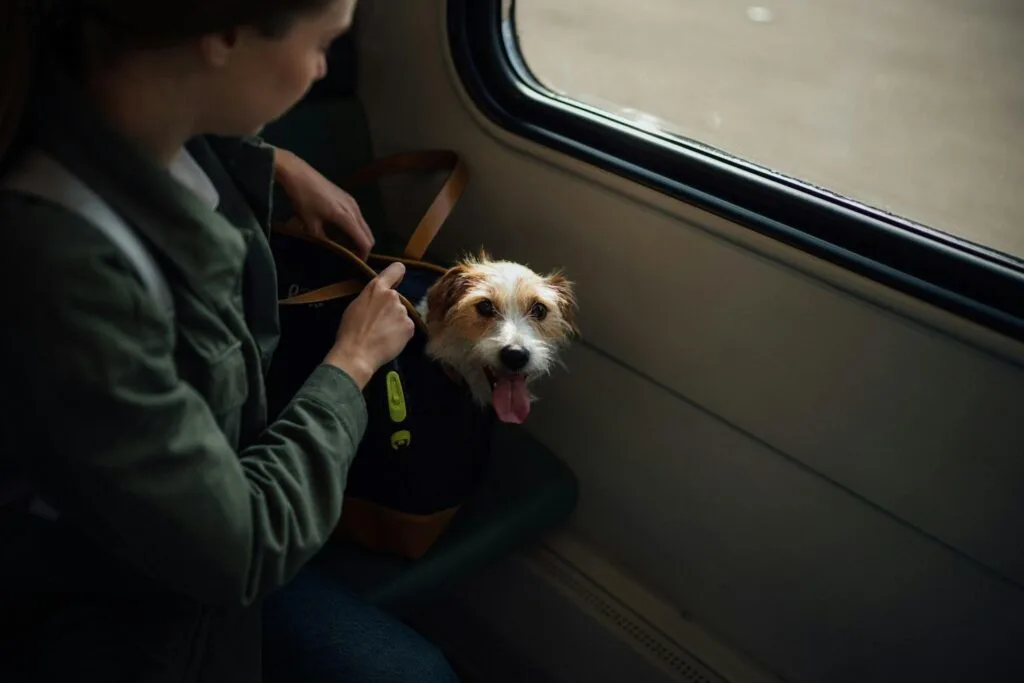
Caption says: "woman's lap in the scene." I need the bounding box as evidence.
[262,562,458,683]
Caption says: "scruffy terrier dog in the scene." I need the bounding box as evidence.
[416,251,578,424]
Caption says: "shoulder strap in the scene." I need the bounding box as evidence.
[1,150,174,316]
[0,151,178,519]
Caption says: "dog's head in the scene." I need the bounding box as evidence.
[420,250,578,424]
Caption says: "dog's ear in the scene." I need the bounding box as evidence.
[426,264,472,324]
[546,272,580,339]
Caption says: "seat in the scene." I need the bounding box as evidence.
[315,423,578,614]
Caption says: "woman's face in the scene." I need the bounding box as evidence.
[200,0,355,135]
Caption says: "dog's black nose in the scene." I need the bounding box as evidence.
[499,346,530,372]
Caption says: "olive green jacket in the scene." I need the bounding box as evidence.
[0,75,366,681]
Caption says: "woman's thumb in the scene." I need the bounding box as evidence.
[375,262,406,290]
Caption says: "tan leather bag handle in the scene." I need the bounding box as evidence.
[339,150,467,261]
[274,221,448,334]
[275,149,467,261]
[272,150,463,326]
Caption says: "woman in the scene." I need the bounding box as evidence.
[0,1,458,681]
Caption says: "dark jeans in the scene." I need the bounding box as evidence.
[263,563,458,683]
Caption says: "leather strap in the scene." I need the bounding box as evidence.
[273,222,433,334]
[272,150,464,329]
[271,229,470,385]
[274,218,449,280]
[340,150,466,260]
[280,279,364,305]
[282,150,466,260]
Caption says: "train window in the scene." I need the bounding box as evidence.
[512,0,1024,260]
[448,0,1024,342]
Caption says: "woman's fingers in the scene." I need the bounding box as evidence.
[374,262,406,290]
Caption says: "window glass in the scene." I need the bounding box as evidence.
[512,0,1024,258]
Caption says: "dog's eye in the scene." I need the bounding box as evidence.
[475,299,497,317]
[530,302,548,321]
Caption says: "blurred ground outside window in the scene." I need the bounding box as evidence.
[513,0,1024,259]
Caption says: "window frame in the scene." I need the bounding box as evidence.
[447,0,1024,343]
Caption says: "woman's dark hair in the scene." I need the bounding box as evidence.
[0,0,339,165]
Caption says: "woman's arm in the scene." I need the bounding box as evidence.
[9,223,365,607]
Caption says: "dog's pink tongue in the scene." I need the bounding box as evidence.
[493,375,530,424]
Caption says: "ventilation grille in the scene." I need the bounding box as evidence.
[529,548,729,683]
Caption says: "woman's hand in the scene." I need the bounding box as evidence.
[324,262,415,389]
[273,147,375,258]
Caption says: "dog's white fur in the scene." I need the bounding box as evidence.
[416,252,578,413]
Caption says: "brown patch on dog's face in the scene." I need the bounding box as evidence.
[442,293,500,344]
[425,263,497,343]
[541,273,580,340]
[505,271,579,343]
[511,277,554,338]
[425,265,472,325]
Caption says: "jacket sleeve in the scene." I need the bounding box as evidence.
[8,241,366,607]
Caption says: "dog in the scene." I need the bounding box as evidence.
[416,250,578,424]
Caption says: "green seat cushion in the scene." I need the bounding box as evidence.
[313,423,579,614]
